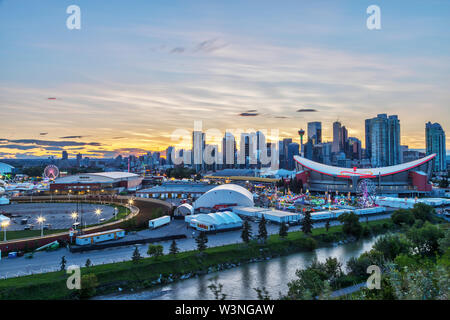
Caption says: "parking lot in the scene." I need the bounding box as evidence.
[0,202,115,230]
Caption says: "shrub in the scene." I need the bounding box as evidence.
[298,236,317,251]
[79,273,99,299]
[391,209,415,226]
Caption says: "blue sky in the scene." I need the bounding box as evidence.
[0,0,449,158]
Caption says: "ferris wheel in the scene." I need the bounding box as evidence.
[43,165,60,180]
[356,179,377,208]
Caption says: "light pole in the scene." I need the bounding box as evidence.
[1,220,9,242]
[71,211,78,228]
[37,216,45,237]
[95,208,102,224]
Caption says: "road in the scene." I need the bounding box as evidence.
[0,213,392,279]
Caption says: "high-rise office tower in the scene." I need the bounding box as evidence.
[76,153,82,167]
[166,146,174,165]
[332,121,341,153]
[348,137,362,160]
[365,114,401,167]
[282,138,293,169]
[192,131,205,171]
[62,150,68,160]
[287,142,299,170]
[340,125,348,154]
[387,115,401,166]
[307,122,322,144]
[426,122,447,172]
[222,132,236,168]
[365,118,372,161]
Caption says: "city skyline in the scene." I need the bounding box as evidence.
[1,1,449,158]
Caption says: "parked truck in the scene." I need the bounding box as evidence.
[149,215,171,229]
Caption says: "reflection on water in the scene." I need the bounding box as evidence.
[99,237,379,300]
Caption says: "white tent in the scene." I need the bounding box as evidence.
[194,184,254,209]
[174,203,194,216]
[188,211,243,231]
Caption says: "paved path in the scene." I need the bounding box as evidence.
[0,214,392,279]
[330,282,366,298]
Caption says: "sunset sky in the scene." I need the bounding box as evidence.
[0,0,449,158]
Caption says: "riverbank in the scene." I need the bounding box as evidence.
[0,218,396,299]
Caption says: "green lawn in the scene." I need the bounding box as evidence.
[3,229,66,241]
[0,217,395,300]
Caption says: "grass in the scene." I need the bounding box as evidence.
[3,229,66,241]
[0,217,396,300]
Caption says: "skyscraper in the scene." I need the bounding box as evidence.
[347,137,362,160]
[192,131,205,171]
[287,142,299,170]
[307,122,322,144]
[426,122,447,172]
[387,115,401,166]
[222,132,236,168]
[332,121,341,153]
[365,114,401,167]
[62,150,68,160]
[281,138,293,169]
[76,153,82,167]
[340,125,348,154]
[166,146,174,166]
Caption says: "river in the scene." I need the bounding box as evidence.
[97,236,380,300]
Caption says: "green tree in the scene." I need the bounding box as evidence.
[60,256,67,271]
[301,211,313,235]
[257,216,268,243]
[325,220,330,232]
[79,273,99,299]
[279,223,288,239]
[391,209,415,226]
[373,234,411,261]
[132,246,142,263]
[208,276,227,300]
[241,220,252,244]
[195,231,208,252]
[85,258,92,268]
[253,287,271,300]
[411,203,435,222]
[438,179,449,188]
[338,212,362,238]
[147,244,164,260]
[406,222,444,256]
[169,240,179,255]
[438,228,450,254]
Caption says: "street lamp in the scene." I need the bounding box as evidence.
[95,208,102,224]
[37,216,45,237]
[1,220,9,242]
[71,211,78,227]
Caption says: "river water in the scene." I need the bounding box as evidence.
[98,236,379,300]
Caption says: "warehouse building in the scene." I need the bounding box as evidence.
[136,182,215,200]
[185,211,243,232]
[50,172,142,193]
[193,184,254,211]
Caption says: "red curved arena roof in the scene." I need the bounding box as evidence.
[294,154,436,179]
